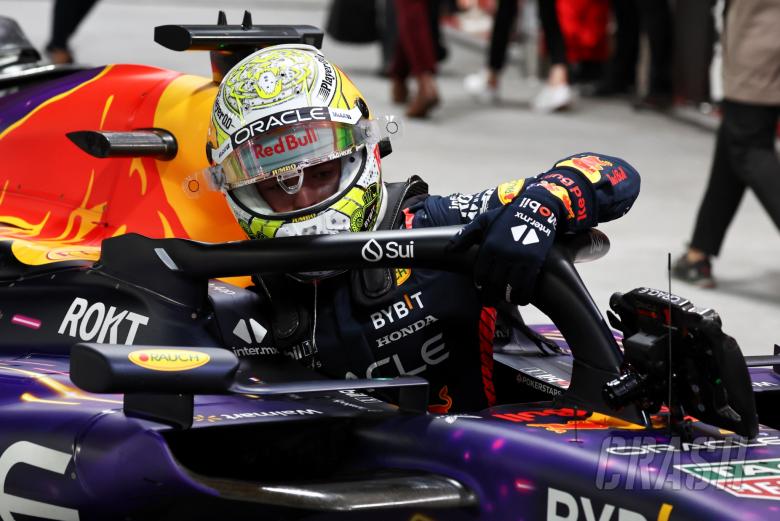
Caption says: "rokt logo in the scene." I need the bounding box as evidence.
[128,349,210,372]
[58,297,149,345]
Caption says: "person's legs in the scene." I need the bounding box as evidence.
[537,0,567,69]
[394,0,439,117]
[678,100,779,286]
[47,0,100,63]
[635,0,673,105]
[601,0,639,95]
[688,117,746,257]
[487,0,520,81]
[725,100,780,229]
[466,0,519,103]
[533,0,572,111]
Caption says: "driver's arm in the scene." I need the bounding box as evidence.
[409,153,640,230]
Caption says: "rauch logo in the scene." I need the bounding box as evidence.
[128,349,210,371]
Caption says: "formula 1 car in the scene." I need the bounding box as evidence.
[1,13,780,521]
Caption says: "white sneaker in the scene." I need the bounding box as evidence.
[463,71,499,104]
[532,84,574,112]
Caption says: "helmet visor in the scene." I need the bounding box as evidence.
[221,121,368,191]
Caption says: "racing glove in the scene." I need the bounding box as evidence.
[451,153,640,305]
[451,183,563,305]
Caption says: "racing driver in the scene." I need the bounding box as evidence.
[207,45,641,412]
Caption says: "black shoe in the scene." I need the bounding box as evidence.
[672,254,716,288]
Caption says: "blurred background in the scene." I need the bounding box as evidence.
[1,0,778,355]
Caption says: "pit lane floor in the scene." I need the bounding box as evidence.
[2,0,777,356]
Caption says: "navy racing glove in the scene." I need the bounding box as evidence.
[451,184,563,305]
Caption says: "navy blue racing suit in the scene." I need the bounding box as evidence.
[256,153,640,413]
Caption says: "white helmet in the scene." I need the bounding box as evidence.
[207,45,385,240]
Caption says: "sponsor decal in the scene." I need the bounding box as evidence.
[493,407,588,423]
[555,155,613,183]
[607,165,628,186]
[0,441,79,521]
[540,182,575,219]
[519,367,571,388]
[361,239,414,263]
[370,291,424,329]
[497,179,524,205]
[292,213,317,223]
[517,196,557,229]
[213,102,233,130]
[636,287,688,305]
[753,381,779,388]
[219,409,323,421]
[285,339,319,363]
[231,107,329,147]
[339,389,383,404]
[208,283,237,295]
[511,224,541,245]
[57,297,149,345]
[394,267,411,286]
[428,385,453,414]
[194,414,223,423]
[517,375,565,396]
[547,487,671,521]
[45,246,100,261]
[448,189,494,220]
[676,458,780,500]
[11,314,41,330]
[540,173,589,223]
[233,346,279,357]
[376,315,438,348]
[493,408,645,434]
[314,52,336,101]
[128,349,210,372]
[365,333,448,377]
[252,128,319,159]
[233,318,268,344]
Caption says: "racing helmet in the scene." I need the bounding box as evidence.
[207,45,385,241]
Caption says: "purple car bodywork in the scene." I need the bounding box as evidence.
[2,337,780,521]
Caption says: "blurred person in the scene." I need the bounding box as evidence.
[462,0,573,112]
[673,0,780,288]
[556,0,610,88]
[45,0,100,64]
[633,0,674,110]
[463,0,520,104]
[532,0,573,111]
[593,0,673,108]
[389,0,441,118]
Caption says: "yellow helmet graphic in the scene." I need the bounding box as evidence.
[208,45,384,241]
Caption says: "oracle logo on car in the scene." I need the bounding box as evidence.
[128,349,210,372]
